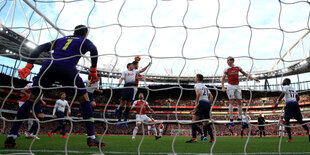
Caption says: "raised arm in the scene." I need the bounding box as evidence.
[87,41,99,84]
[19,42,54,79]
[139,62,152,73]
[240,70,259,82]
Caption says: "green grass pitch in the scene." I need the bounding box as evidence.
[1,134,310,154]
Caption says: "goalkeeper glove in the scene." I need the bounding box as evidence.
[18,63,33,79]
[88,67,99,84]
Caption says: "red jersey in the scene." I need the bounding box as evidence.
[159,124,164,129]
[224,66,243,85]
[132,100,149,115]
[19,83,33,102]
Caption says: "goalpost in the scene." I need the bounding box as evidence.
[0,0,310,155]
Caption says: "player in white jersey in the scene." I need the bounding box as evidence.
[240,111,251,138]
[186,74,214,143]
[275,78,310,142]
[222,56,259,126]
[48,92,71,138]
[131,93,161,141]
[117,62,151,127]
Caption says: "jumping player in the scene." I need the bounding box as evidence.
[131,93,161,141]
[275,78,310,142]
[4,25,105,148]
[221,56,259,126]
[117,62,151,127]
[186,74,214,143]
[48,92,71,138]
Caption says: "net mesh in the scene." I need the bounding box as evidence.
[0,0,310,154]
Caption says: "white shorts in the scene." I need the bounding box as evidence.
[226,84,242,100]
[18,101,25,107]
[136,114,152,124]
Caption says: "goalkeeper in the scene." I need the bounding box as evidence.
[4,25,105,148]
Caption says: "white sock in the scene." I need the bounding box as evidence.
[238,105,242,119]
[8,135,17,139]
[133,127,138,138]
[229,104,234,119]
[147,126,151,135]
[87,135,96,139]
[159,129,163,136]
[152,126,158,136]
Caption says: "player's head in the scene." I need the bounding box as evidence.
[282,78,291,86]
[259,113,262,117]
[74,25,88,37]
[227,56,234,66]
[127,63,133,70]
[138,93,144,100]
[132,61,139,69]
[60,92,66,99]
[195,74,203,83]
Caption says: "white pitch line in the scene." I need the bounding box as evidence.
[2,150,310,155]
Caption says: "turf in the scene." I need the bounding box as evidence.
[1,134,310,154]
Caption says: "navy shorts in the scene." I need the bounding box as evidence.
[285,101,302,120]
[88,92,95,102]
[31,60,86,97]
[194,100,211,119]
[242,123,249,129]
[121,82,136,102]
[34,102,44,115]
[56,111,65,123]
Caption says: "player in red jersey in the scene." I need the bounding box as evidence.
[221,56,259,126]
[159,122,164,136]
[131,93,161,141]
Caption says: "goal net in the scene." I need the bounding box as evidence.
[0,0,310,154]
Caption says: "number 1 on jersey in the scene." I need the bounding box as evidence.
[62,39,73,50]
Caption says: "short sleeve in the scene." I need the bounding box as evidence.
[145,101,149,106]
[238,66,243,72]
[135,69,140,74]
[121,71,126,78]
[132,101,137,107]
[223,68,228,75]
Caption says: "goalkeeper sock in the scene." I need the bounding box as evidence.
[192,123,197,139]
[123,107,130,121]
[229,104,234,120]
[118,107,124,122]
[9,100,33,135]
[81,101,95,137]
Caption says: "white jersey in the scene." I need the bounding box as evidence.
[84,79,99,93]
[194,83,210,102]
[121,69,140,85]
[241,114,251,123]
[53,99,70,115]
[282,85,297,103]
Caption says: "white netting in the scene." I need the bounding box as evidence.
[0,0,310,154]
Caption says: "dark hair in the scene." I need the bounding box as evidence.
[60,92,66,96]
[127,63,132,68]
[283,78,291,85]
[227,56,234,62]
[32,76,37,81]
[74,25,88,36]
[196,74,203,82]
[132,61,138,65]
